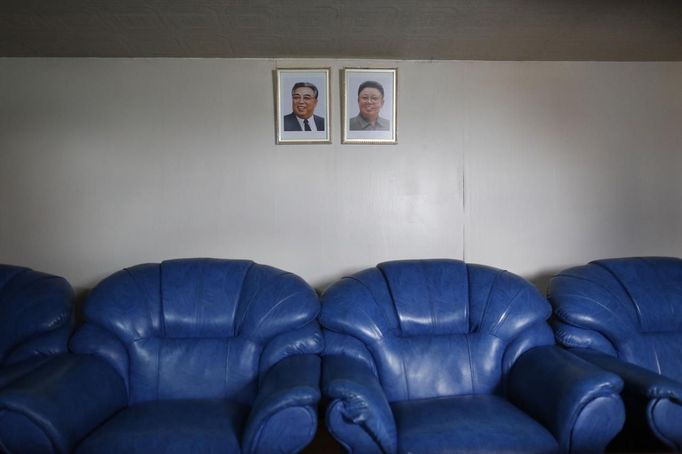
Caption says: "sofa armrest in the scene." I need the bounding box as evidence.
[0,353,126,454]
[572,350,682,450]
[571,350,682,402]
[509,346,625,453]
[242,354,321,454]
[323,354,397,454]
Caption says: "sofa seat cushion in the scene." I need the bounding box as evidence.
[0,356,51,389]
[76,398,249,454]
[392,395,559,454]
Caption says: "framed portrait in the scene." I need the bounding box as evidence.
[275,68,331,144]
[342,68,397,144]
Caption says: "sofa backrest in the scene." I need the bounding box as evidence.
[321,259,554,402]
[549,257,682,381]
[0,265,73,366]
[70,259,321,405]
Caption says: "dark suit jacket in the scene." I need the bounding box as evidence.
[283,113,325,131]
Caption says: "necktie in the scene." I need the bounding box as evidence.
[303,119,311,131]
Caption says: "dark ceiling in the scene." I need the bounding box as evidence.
[2,0,682,60]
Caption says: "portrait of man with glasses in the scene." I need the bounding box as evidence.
[343,68,396,144]
[349,80,390,131]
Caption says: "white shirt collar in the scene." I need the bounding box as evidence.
[296,115,318,132]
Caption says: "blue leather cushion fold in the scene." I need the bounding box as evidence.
[0,409,54,453]
[551,258,682,379]
[3,328,71,366]
[501,322,556,389]
[323,353,397,454]
[569,351,682,401]
[508,346,625,451]
[75,399,248,454]
[0,265,27,289]
[646,333,682,382]
[322,331,377,375]
[236,265,320,344]
[243,355,320,453]
[161,259,252,338]
[376,260,551,339]
[70,324,131,394]
[0,266,73,364]
[128,337,260,405]
[468,264,551,340]
[392,395,559,454]
[0,354,127,454]
[0,356,51,389]
[550,265,638,342]
[319,270,399,343]
[374,334,506,400]
[378,259,469,336]
[550,320,618,357]
[651,398,682,450]
[593,257,682,333]
[83,263,162,345]
[259,322,323,377]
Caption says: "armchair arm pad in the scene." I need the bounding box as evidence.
[0,353,126,454]
[242,354,321,454]
[572,350,682,402]
[323,354,397,454]
[509,346,625,452]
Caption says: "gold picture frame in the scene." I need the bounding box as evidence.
[342,68,397,144]
[275,68,331,144]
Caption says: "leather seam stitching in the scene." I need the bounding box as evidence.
[234,261,255,336]
[346,276,395,337]
[592,262,645,331]
[477,270,501,333]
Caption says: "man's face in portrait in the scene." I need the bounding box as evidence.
[292,87,318,120]
[358,87,384,120]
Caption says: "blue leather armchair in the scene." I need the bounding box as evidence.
[0,259,322,454]
[549,257,682,451]
[0,265,73,390]
[321,259,625,454]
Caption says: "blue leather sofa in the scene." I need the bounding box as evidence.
[549,257,682,451]
[320,259,626,453]
[0,259,322,454]
[0,264,73,391]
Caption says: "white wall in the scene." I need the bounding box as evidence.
[1,59,680,293]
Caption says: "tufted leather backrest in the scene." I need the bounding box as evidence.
[70,259,322,405]
[549,257,682,381]
[321,259,554,402]
[0,265,74,366]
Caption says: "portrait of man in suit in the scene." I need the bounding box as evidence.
[276,68,330,144]
[283,82,325,132]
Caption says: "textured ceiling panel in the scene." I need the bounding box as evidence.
[1,0,681,60]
